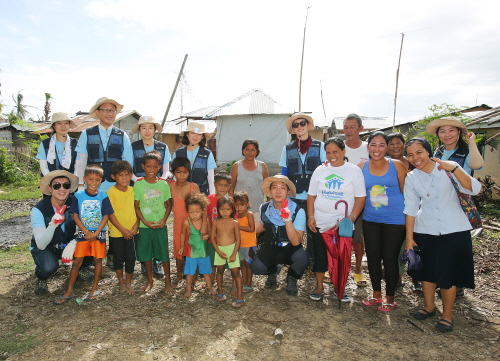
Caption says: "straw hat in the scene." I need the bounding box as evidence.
[39,170,79,195]
[426,116,467,135]
[132,115,163,134]
[89,97,124,119]
[50,112,76,129]
[180,121,211,139]
[285,112,315,134]
[261,175,296,198]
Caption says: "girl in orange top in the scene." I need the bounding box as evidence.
[234,191,256,293]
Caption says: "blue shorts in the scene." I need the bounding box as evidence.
[184,256,212,276]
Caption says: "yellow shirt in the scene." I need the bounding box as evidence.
[107,186,137,238]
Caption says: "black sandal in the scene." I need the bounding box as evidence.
[436,318,453,332]
[413,308,436,320]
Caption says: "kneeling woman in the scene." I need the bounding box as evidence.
[251,175,308,296]
[404,138,481,332]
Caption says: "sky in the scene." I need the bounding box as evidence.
[1,0,500,126]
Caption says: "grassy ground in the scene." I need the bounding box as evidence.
[0,183,40,201]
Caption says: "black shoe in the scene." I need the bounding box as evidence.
[78,267,94,282]
[34,279,48,296]
[141,262,147,275]
[413,308,437,320]
[265,265,281,287]
[436,319,454,333]
[152,260,164,278]
[286,275,298,296]
[456,287,464,297]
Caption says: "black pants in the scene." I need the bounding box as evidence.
[310,229,328,273]
[109,236,136,274]
[251,244,308,279]
[363,220,405,297]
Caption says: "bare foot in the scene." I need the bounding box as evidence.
[141,281,154,292]
[230,287,237,298]
[164,283,174,295]
[120,283,128,294]
[173,276,182,285]
[207,287,216,296]
[125,283,135,295]
[183,290,191,299]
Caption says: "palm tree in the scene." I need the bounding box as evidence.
[11,90,37,121]
[43,93,52,122]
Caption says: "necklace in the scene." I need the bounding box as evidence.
[416,171,435,197]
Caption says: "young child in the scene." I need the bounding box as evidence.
[55,164,113,304]
[107,160,139,295]
[234,191,256,293]
[134,151,173,293]
[210,195,243,307]
[178,192,216,299]
[169,157,201,285]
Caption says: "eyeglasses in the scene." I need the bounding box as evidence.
[292,119,308,128]
[98,108,117,114]
[52,182,71,190]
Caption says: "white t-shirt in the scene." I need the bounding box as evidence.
[345,141,369,165]
[308,162,366,231]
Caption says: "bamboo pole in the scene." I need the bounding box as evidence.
[161,54,188,128]
[298,6,311,112]
[393,33,404,127]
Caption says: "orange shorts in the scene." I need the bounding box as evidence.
[74,241,106,259]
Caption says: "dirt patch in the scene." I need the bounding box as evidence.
[0,211,499,360]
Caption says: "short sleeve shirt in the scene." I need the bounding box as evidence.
[107,186,137,237]
[133,179,172,227]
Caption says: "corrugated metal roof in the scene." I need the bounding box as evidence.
[467,106,500,126]
[203,88,292,118]
[161,119,217,135]
[313,116,390,130]
[0,123,12,129]
[181,106,220,119]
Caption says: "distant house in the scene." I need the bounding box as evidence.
[0,122,48,148]
[161,115,217,156]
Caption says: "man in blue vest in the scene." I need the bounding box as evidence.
[75,97,134,193]
[31,170,93,296]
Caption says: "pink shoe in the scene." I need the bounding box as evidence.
[378,301,397,312]
[362,298,383,306]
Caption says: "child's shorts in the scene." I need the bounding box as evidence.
[184,256,212,276]
[74,240,106,259]
[214,243,240,269]
[238,246,253,263]
[136,227,170,263]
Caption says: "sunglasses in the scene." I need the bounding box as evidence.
[292,119,308,128]
[51,182,71,190]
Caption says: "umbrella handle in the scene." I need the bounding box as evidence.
[335,200,349,218]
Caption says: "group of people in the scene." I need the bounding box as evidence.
[30,96,483,332]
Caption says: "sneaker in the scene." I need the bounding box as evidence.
[340,293,351,302]
[265,265,281,287]
[152,260,164,278]
[78,267,94,282]
[285,275,298,296]
[34,279,48,296]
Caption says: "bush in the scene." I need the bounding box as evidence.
[0,147,39,185]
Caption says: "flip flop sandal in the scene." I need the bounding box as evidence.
[351,273,368,287]
[232,299,245,308]
[242,286,253,294]
[378,301,397,312]
[323,271,332,284]
[362,297,383,306]
[84,289,102,301]
[54,293,75,305]
[216,293,227,302]
[309,291,324,301]
[174,281,185,289]
[193,282,207,291]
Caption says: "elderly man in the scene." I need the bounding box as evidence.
[343,113,369,287]
[75,97,133,193]
[31,170,93,296]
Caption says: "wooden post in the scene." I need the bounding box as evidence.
[393,33,404,127]
[161,54,188,128]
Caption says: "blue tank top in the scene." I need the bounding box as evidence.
[362,159,405,225]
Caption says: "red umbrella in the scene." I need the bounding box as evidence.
[320,200,353,308]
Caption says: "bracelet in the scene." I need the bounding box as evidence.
[308,216,315,221]
[451,165,459,173]
[350,214,357,221]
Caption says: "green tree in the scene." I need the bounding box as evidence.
[405,103,471,150]
[43,93,52,122]
[11,90,37,121]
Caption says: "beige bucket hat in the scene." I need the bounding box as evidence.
[180,121,211,139]
[89,97,124,119]
[50,112,77,129]
[39,170,79,195]
[285,112,315,134]
[426,116,467,135]
[261,174,296,198]
[132,115,163,134]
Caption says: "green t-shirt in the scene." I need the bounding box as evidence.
[133,179,171,228]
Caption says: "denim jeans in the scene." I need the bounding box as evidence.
[31,246,93,280]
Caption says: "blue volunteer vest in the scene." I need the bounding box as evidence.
[131,140,166,177]
[175,146,210,195]
[285,139,321,193]
[260,200,300,247]
[86,125,124,182]
[433,143,472,175]
[41,137,78,174]
[31,196,76,250]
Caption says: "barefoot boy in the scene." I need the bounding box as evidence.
[134,151,173,293]
[55,164,113,304]
[107,160,139,295]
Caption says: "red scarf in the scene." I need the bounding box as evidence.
[295,135,312,154]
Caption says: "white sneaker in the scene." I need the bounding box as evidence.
[340,293,350,302]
